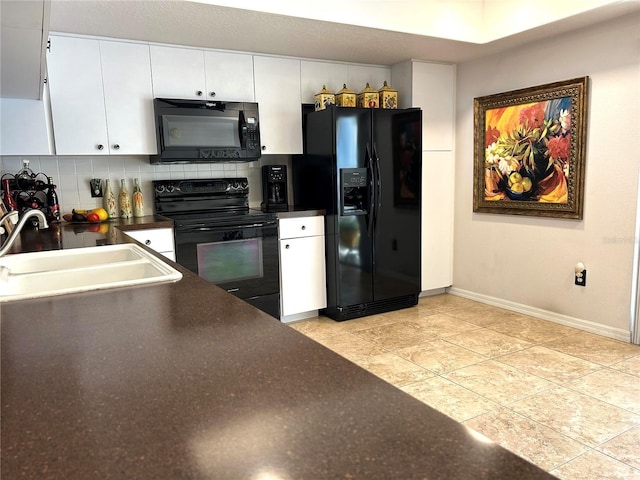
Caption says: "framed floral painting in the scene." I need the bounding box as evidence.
[473,77,589,219]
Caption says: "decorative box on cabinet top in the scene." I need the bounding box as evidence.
[357,83,379,108]
[335,84,356,107]
[314,85,335,111]
[378,81,398,109]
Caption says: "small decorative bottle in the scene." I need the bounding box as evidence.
[2,178,18,212]
[132,178,144,218]
[118,179,132,219]
[103,179,118,218]
[46,177,61,223]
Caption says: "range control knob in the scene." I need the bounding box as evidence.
[166,185,175,193]
[155,184,165,193]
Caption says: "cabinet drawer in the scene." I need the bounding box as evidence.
[279,216,324,239]
[124,228,174,253]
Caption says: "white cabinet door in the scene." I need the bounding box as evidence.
[48,36,156,155]
[421,151,453,291]
[407,61,455,151]
[253,56,302,154]
[204,51,255,101]
[300,60,348,104]
[100,41,156,155]
[280,234,327,316]
[150,45,206,99]
[47,35,109,155]
[124,228,175,262]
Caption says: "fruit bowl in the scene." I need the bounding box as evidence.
[502,171,535,201]
[63,208,110,223]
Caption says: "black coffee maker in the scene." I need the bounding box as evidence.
[261,165,289,212]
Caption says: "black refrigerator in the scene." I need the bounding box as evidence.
[293,105,422,321]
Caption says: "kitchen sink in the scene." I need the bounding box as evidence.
[0,244,183,302]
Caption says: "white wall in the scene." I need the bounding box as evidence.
[453,13,640,337]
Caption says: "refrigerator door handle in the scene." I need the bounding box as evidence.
[372,143,382,231]
[365,143,375,237]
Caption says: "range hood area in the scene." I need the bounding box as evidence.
[0,0,50,100]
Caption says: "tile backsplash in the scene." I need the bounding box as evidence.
[0,154,292,214]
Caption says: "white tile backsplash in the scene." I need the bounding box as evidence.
[1,154,292,213]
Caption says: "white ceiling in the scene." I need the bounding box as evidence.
[1,0,639,99]
[46,0,640,65]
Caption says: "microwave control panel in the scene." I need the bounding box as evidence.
[244,115,260,153]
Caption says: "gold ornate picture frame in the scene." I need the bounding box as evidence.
[473,77,589,219]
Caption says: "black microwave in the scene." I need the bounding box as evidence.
[151,98,262,164]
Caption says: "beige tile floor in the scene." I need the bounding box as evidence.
[289,294,640,480]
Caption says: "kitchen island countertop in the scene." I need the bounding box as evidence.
[1,220,557,479]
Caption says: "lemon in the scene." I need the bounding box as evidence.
[522,177,532,192]
[510,182,524,193]
[508,172,522,186]
[91,207,109,221]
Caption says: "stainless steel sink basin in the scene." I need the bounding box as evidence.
[0,244,183,302]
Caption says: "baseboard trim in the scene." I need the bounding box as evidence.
[281,310,320,324]
[446,287,631,343]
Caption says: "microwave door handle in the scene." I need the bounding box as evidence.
[239,111,247,149]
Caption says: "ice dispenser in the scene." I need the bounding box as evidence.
[340,168,368,215]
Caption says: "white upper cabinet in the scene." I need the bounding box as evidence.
[204,51,254,101]
[253,56,302,154]
[47,36,109,155]
[150,45,206,99]
[392,60,455,151]
[150,45,255,101]
[100,41,156,155]
[47,35,156,155]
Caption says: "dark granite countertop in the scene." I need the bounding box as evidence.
[1,219,556,479]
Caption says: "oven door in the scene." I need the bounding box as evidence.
[174,219,280,318]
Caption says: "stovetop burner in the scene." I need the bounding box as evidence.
[153,177,277,226]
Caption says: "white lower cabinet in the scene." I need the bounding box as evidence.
[279,216,327,320]
[123,228,175,262]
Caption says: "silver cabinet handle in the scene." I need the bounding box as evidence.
[209,91,216,97]
[301,225,306,230]
[112,144,120,150]
[196,90,203,96]
[145,239,151,245]
[97,144,104,150]
[285,244,290,249]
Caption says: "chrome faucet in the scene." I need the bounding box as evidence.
[0,210,49,258]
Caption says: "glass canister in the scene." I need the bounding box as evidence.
[357,83,379,108]
[335,84,356,107]
[378,81,398,109]
[314,85,335,111]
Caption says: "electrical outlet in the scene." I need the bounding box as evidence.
[90,179,103,198]
[575,269,587,286]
